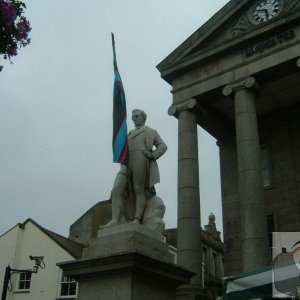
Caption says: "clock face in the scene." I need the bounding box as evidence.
[252,0,280,23]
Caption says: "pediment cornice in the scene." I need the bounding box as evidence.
[157,0,300,83]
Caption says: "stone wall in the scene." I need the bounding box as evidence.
[261,106,300,232]
[219,104,300,276]
[69,200,111,244]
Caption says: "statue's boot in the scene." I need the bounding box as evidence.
[99,216,126,229]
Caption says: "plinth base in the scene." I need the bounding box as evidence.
[59,252,194,300]
[83,223,173,263]
[58,224,194,300]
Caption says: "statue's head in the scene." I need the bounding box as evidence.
[132,109,147,127]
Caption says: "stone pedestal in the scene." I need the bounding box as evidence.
[83,223,173,262]
[58,224,194,300]
[176,284,210,300]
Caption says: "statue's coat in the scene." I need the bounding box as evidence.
[128,125,167,188]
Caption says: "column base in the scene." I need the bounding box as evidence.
[176,284,209,300]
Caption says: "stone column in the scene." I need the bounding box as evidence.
[169,99,207,299]
[223,77,269,272]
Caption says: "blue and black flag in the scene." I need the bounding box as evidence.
[111,33,129,165]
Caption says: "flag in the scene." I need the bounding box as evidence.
[111,33,129,165]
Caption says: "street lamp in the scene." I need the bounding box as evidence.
[1,256,45,300]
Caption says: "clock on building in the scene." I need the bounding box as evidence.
[250,0,282,24]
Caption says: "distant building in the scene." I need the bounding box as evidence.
[0,219,84,300]
[164,214,224,299]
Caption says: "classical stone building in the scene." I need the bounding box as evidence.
[157,0,300,280]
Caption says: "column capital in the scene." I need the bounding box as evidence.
[168,98,198,117]
[222,76,259,96]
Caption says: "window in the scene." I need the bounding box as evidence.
[203,247,208,272]
[267,214,275,248]
[212,253,218,277]
[59,274,77,297]
[18,272,31,291]
[261,145,272,187]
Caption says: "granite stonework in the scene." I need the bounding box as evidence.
[157,0,300,282]
[83,223,173,263]
[223,77,269,272]
[60,224,194,300]
[219,106,300,275]
[69,200,111,244]
[70,201,224,299]
[172,100,203,286]
[58,252,194,300]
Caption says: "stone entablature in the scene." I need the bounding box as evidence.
[171,27,300,104]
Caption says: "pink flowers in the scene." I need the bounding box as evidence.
[17,16,30,39]
[0,1,17,27]
[0,0,31,70]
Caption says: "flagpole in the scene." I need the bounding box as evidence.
[111,33,117,71]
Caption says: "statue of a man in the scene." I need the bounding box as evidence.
[103,109,167,227]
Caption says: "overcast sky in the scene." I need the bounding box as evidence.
[0,0,229,238]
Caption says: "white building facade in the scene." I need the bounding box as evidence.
[0,219,83,300]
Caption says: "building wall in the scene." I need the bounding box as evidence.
[219,105,300,275]
[261,107,300,231]
[0,221,75,300]
[0,225,20,289]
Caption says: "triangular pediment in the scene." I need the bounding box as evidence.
[157,0,300,82]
